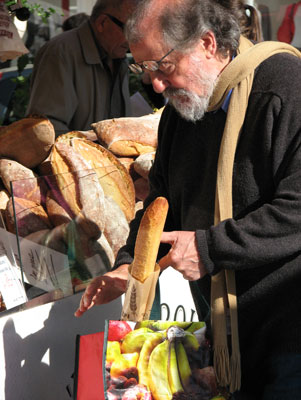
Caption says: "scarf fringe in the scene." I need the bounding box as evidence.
[213,345,230,387]
[230,352,241,393]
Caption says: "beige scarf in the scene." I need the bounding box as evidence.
[208,36,301,393]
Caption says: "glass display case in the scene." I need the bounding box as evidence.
[0,162,133,312]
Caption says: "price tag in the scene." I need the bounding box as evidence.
[0,255,27,309]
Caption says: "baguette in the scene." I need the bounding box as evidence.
[131,196,168,282]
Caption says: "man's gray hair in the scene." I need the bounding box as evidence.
[125,0,242,57]
[90,0,124,22]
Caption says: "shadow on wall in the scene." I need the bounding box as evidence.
[3,293,122,400]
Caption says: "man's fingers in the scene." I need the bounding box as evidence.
[74,308,84,317]
[160,231,176,244]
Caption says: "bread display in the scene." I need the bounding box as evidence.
[0,116,55,168]
[0,111,165,295]
[131,197,169,282]
[92,112,161,157]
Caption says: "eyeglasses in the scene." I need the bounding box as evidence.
[103,13,124,30]
[128,48,176,75]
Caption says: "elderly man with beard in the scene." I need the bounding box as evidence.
[75,0,301,398]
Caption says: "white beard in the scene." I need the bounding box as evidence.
[163,60,218,122]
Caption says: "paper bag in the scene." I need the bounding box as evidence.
[0,1,29,62]
[121,263,160,322]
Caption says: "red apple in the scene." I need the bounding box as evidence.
[108,320,132,342]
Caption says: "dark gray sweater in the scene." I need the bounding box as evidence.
[115,53,301,396]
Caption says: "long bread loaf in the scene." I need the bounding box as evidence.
[131,197,168,282]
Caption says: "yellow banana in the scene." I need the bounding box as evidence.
[176,341,192,390]
[185,321,206,333]
[121,327,154,353]
[182,331,200,352]
[168,341,184,395]
[135,320,192,331]
[137,331,164,388]
[148,339,172,400]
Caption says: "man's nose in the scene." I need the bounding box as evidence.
[150,72,170,93]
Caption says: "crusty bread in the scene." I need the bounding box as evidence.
[0,117,55,168]
[5,197,52,237]
[91,113,161,157]
[67,138,135,222]
[133,151,156,179]
[131,197,168,282]
[134,177,150,202]
[50,142,106,239]
[0,158,46,204]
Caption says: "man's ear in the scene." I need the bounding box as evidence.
[94,14,106,33]
[200,31,217,59]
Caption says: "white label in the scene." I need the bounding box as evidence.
[0,255,27,309]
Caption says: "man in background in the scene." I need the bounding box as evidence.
[26,0,136,136]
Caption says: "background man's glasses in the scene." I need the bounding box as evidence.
[129,48,175,75]
[103,13,124,30]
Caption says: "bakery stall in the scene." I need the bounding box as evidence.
[0,112,198,399]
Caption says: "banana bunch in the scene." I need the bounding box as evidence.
[135,324,201,400]
[106,321,225,400]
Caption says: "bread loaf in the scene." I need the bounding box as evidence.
[50,142,106,239]
[5,197,52,237]
[0,159,46,204]
[0,187,10,223]
[56,136,135,222]
[0,116,55,168]
[103,195,129,257]
[45,190,72,227]
[134,177,150,202]
[91,113,161,157]
[131,197,169,282]
[133,151,156,179]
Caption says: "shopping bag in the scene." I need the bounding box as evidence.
[73,331,105,400]
[103,319,226,400]
[0,0,29,62]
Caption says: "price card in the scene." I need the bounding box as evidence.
[0,255,27,309]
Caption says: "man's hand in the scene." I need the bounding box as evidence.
[74,264,129,317]
[159,231,207,281]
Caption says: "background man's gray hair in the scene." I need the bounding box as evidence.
[125,0,241,57]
